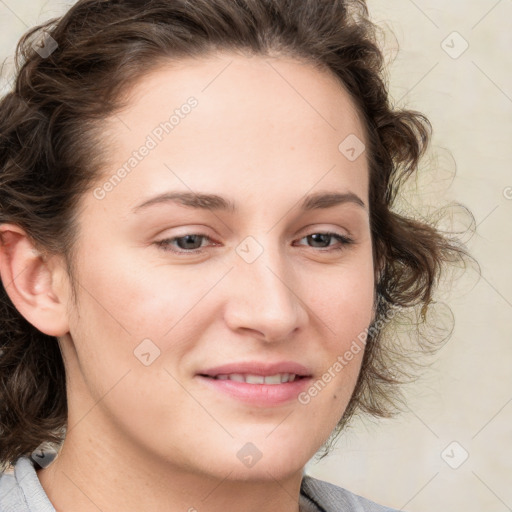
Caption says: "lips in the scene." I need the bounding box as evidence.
[213,373,298,384]
[195,361,314,406]
[197,361,312,380]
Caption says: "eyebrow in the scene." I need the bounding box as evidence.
[131,190,367,214]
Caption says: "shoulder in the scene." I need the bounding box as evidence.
[300,474,404,512]
[0,456,54,512]
[0,461,23,512]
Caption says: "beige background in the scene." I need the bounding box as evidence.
[1,1,511,511]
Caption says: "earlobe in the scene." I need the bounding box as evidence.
[0,223,70,337]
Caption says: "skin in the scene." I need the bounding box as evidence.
[0,52,376,512]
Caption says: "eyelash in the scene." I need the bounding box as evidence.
[154,231,354,255]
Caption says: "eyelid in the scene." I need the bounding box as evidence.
[154,232,216,254]
[297,222,354,239]
[154,228,354,255]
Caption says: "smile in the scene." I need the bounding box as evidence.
[207,373,300,384]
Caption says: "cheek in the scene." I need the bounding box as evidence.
[67,249,214,383]
[65,265,198,433]
[309,259,375,339]
[301,259,374,400]
[73,246,194,336]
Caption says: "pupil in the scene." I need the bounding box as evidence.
[308,233,330,247]
[178,235,201,250]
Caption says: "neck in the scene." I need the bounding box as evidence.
[36,428,305,512]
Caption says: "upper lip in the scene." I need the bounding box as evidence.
[198,361,312,378]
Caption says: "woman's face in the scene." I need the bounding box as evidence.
[59,53,375,480]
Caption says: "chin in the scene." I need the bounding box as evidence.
[223,460,304,483]
[221,442,309,482]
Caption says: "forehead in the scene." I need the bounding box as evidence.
[94,52,369,215]
[116,52,365,136]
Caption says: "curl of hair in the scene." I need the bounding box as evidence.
[0,0,478,467]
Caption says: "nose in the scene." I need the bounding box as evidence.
[222,240,309,343]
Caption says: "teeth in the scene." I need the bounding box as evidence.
[246,375,265,384]
[264,374,282,384]
[213,373,298,384]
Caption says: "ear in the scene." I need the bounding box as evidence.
[0,223,70,337]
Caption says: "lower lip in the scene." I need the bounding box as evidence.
[196,375,312,406]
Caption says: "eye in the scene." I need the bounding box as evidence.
[155,233,214,254]
[154,231,354,255]
[294,232,354,252]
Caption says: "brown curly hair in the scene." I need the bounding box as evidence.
[0,0,477,467]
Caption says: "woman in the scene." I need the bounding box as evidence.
[0,1,475,511]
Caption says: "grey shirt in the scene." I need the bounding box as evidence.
[0,456,402,511]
